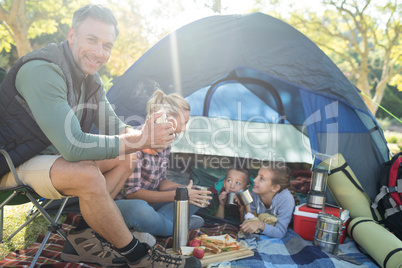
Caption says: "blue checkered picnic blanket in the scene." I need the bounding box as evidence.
[227,229,379,268]
[0,213,379,267]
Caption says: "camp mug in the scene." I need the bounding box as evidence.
[155,113,168,123]
[236,188,253,206]
[313,212,343,255]
[226,192,237,206]
[195,186,209,208]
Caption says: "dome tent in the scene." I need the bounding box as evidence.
[106,12,389,203]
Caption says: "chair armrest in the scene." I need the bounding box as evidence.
[0,147,24,185]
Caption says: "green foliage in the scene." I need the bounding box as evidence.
[376,85,402,119]
[376,118,391,131]
[101,0,160,76]
[28,20,59,39]
[0,0,399,91]
[387,136,398,144]
[284,0,401,115]
[390,73,402,91]
[384,130,402,145]
[0,24,14,53]
[0,53,10,69]
[25,1,63,38]
[100,74,113,92]
[0,0,90,62]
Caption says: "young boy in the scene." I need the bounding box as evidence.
[209,167,252,224]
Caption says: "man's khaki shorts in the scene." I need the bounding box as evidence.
[0,155,66,200]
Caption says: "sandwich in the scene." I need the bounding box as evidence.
[198,234,241,254]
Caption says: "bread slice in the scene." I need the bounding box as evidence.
[178,246,194,256]
[201,241,221,254]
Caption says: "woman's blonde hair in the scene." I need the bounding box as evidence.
[146,89,190,118]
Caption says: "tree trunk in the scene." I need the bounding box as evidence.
[0,0,32,57]
[371,82,388,116]
[10,24,32,57]
[11,0,31,57]
[372,62,392,116]
[356,62,373,113]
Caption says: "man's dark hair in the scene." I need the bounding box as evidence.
[72,4,119,37]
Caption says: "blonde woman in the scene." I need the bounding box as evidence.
[115,89,210,242]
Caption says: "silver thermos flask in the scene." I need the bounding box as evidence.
[173,187,189,252]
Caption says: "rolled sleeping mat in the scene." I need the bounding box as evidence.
[322,153,382,221]
[348,217,402,268]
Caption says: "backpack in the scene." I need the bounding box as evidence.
[372,152,402,240]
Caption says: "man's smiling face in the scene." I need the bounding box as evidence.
[68,17,116,76]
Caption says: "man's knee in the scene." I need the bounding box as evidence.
[52,159,107,197]
[79,161,108,192]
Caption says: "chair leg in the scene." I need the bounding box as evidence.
[27,197,45,217]
[0,191,19,242]
[6,199,55,241]
[0,207,3,242]
[25,195,67,239]
[28,197,69,267]
[29,231,53,268]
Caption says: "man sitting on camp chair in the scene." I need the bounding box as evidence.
[0,4,200,268]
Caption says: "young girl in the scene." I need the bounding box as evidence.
[240,163,299,238]
[209,167,252,224]
[115,89,211,240]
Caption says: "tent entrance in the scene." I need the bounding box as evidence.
[203,74,285,124]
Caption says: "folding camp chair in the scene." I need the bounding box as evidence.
[0,145,69,267]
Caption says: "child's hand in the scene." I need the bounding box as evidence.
[218,191,228,206]
[240,219,265,234]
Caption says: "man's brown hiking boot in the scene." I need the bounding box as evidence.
[61,228,126,266]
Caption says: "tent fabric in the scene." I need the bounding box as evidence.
[109,12,370,121]
[106,12,389,202]
[171,116,311,164]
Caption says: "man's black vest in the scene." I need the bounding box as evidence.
[0,41,103,177]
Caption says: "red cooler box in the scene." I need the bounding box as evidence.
[293,204,350,244]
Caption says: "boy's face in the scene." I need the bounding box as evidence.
[224,170,248,193]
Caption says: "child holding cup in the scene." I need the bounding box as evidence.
[208,167,253,224]
[240,163,299,238]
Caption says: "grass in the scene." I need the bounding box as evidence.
[377,117,402,154]
[0,203,66,260]
[384,130,402,154]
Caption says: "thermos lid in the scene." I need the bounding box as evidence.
[175,187,189,201]
[312,165,328,173]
